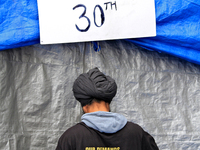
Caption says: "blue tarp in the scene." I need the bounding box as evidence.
[127,0,200,65]
[0,0,39,49]
[0,0,200,64]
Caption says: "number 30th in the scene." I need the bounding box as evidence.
[73,4,105,32]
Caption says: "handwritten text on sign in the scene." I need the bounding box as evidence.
[73,2,117,32]
[37,0,156,44]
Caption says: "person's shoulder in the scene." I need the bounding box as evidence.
[126,122,159,149]
[61,122,85,136]
[122,121,146,136]
[58,123,85,140]
[126,121,144,130]
[56,123,87,149]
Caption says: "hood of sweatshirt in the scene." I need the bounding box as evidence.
[81,111,127,133]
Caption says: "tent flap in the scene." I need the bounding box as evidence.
[127,0,200,64]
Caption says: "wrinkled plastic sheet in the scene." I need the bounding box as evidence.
[0,40,200,150]
[1,0,200,65]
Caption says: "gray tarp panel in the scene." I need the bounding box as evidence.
[0,40,200,150]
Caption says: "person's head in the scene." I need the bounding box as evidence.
[72,67,117,113]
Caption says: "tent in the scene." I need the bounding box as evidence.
[0,0,200,149]
[1,0,200,64]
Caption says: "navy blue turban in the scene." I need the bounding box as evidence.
[73,68,117,106]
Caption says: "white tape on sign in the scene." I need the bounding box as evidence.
[37,0,156,44]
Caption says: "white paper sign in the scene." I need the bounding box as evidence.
[37,0,156,44]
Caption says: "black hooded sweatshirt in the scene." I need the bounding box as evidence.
[56,122,159,150]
